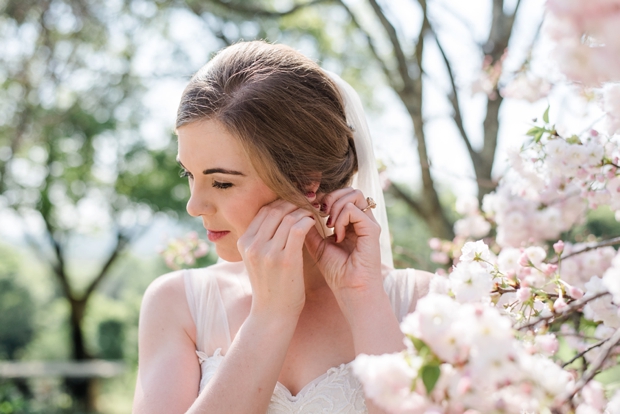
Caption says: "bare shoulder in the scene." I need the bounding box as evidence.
[134,270,200,413]
[140,270,195,340]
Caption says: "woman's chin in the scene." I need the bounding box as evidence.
[215,245,243,263]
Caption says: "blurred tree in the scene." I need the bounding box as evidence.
[0,245,36,402]
[0,245,33,360]
[97,319,124,360]
[0,0,192,409]
[182,0,536,239]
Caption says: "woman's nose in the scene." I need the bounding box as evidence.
[186,187,215,217]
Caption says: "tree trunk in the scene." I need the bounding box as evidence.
[64,298,97,412]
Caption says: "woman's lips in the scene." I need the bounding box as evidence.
[207,230,230,242]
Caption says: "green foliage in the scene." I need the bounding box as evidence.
[97,320,124,360]
[0,245,35,360]
[561,206,620,243]
[421,364,441,394]
[0,277,35,360]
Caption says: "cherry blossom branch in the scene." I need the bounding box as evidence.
[517,292,610,331]
[555,327,620,407]
[561,338,610,368]
[555,236,620,262]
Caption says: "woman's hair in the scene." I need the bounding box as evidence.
[176,40,358,210]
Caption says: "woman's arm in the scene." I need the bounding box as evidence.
[134,201,316,414]
[187,312,298,414]
[133,272,202,413]
[133,273,300,414]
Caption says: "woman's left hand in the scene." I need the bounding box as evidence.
[305,187,383,297]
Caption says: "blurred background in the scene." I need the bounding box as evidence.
[0,0,579,411]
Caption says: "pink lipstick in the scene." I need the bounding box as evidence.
[207,230,230,242]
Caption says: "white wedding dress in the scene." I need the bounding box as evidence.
[183,260,430,414]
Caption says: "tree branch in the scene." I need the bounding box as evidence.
[517,292,610,331]
[82,230,129,300]
[562,337,610,368]
[206,0,332,18]
[427,23,479,165]
[554,236,620,263]
[40,212,74,301]
[387,182,426,218]
[413,0,429,76]
[556,327,620,407]
[334,0,396,89]
[367,0,413,89]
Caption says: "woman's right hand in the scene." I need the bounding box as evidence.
[237,200,316,319]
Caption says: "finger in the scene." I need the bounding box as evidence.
[284,216,317,254]
[270,208,315,250]
[243,199,286,239]
[319,187,356,216]
[244,200,298,241]
[333,202,380,244]
[304,224,333,262]
[304,225,323,262]
[327,189,376,228]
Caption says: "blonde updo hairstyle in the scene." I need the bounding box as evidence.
[176,41,358,215]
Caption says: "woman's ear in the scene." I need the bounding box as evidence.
[303,180,321,202]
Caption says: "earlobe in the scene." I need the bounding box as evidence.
[303,180,321,202]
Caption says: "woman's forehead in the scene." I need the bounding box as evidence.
[177,120,250,170]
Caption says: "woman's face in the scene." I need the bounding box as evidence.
[177,119,278,262]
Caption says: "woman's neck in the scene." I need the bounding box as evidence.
[302,247,329,298]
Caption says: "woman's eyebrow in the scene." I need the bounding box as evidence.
[176,157,245,176]
[202,168,245,176]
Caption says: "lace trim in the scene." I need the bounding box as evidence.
[196,351,367,413]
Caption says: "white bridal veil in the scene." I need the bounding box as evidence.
[324,70,394,271]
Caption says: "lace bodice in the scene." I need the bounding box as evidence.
[183,261,429,413]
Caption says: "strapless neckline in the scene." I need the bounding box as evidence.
[196,349,367,413]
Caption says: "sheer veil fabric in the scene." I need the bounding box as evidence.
[324,70,394,272]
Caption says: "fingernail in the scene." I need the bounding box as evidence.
[326,216,332,226]
[306,191,315,198]
[312,202,320,209]
[320,203,327,212]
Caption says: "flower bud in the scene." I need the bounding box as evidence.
[553,297,568,313]
[429,237,442,250]
[553,240,565,255]
[541,263,558,276]
[517,287,532,303]
[568,285,584,299]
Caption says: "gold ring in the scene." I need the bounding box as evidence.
[361,197,376,212]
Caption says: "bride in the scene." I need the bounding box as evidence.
[133,40,432,413]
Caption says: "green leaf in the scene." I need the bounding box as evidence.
[543,105,550,124]
[421,364,441,394]
[534,130,544,143]
[409,337,426,353]
[526,126,541,136]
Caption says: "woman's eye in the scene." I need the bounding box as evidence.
[179,168,193,179]
[212,181,233,190]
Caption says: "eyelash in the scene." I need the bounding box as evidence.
[179,169,193,179]
[179,169,233,190]
[212,181,233,190]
